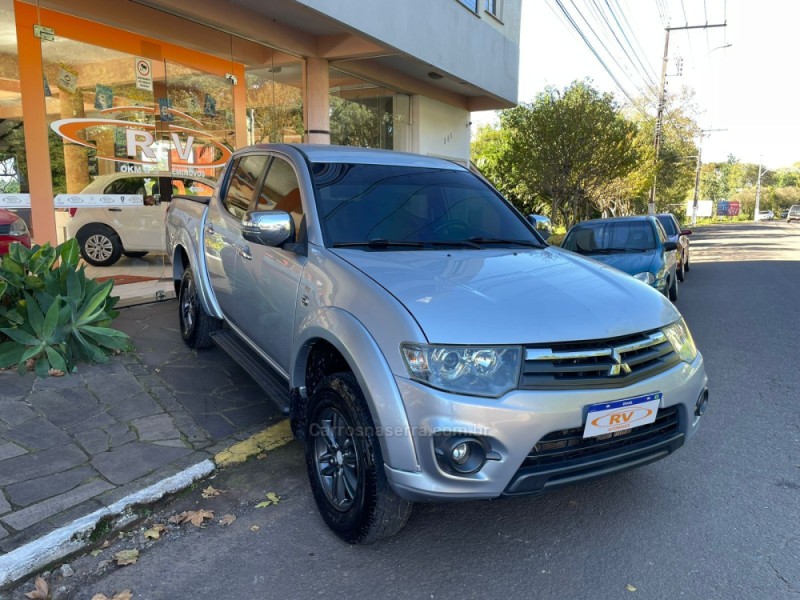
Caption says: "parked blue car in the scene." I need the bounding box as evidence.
[561,216,679,301]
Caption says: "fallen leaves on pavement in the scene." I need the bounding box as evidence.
[91,591,132,600]
[90,549,104,557]
[113,549,139,566]
[201,485,222,499]
[143,524,166,540]
[219,514,237,526]
[625,584,637,592]
[170,509,215,527]
[255,492,281,508]
[250,525,260,532]
[24,577,48,599]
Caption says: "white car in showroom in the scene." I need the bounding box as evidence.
[66,172,215,266]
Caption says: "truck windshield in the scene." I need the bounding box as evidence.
[310,163,540,248]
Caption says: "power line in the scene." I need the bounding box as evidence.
[587,0,659,96]
[550,0,646,113]
[610,0,660,82]
[570,0,657,101]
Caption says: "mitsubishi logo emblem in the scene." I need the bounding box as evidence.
[608,349,632,376]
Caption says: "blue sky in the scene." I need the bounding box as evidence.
[475,0,799,169]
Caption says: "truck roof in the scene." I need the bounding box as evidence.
[246,143,467,171]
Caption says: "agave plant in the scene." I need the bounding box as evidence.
[0,239,131,376]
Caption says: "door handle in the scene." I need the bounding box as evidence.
[108,208,122,212]
[237,246,252,260]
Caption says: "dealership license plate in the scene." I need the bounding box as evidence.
[583,393,662,439]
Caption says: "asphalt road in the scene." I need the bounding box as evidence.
[12,221,800,600]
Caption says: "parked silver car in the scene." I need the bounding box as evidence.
[166,144,708,543]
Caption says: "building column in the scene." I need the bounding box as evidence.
[15,1,57,245]
[303,58,329,144]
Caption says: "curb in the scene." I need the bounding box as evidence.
[214,419,294,467]
[0,419,293,589]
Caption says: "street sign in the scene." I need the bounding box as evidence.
[717,200,730,216]
[135,57,153,91]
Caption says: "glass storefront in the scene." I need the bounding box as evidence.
[1,1,410,305]
[0,0,28,218]
[329,67,410,151]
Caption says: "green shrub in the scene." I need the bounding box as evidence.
[0,239,131,376]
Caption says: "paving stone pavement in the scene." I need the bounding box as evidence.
[0,299,283,554]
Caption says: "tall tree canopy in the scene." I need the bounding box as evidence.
[471,81,701,225]
[497,81,639,226]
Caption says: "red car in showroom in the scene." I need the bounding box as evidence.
[0,209,32,254]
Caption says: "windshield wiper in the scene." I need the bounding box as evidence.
[427,240,483,249]
[467,237,544,248]
[592,247,649,254]
[332,239,426,249]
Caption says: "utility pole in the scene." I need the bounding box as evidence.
[691,128,726,225]
[692,150,702,225]
[649,22,727,215]
[755,161,767,221]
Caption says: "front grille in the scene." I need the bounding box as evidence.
[0,225,10,235]
[523,405,680,469]
[521,329,680,389]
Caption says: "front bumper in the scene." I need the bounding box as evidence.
[384,353,706,502]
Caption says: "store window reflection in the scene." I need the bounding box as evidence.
[0,0,30,227]
[328,67,410,151]
[245,58,303,144]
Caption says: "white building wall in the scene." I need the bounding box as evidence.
[295,0,520,104]
[410,96,471,165]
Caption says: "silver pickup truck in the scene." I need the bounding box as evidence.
[166,144,708,543]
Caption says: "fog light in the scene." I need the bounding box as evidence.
[695,389,709,416]
[452,442,470,464]
[435,436,489,475]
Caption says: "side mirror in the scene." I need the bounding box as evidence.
[680,229,693,236]
[527,214,552,241]
[241,211,293,247]
[663,241,678,252]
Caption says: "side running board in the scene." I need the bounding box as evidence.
[211,330,291,415]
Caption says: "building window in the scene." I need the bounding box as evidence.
[485,0,501,18]
[458,0,478,13]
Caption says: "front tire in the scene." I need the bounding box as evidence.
[677,258,685,282]
[668,274,678,302]
[178,267,220,349]
[305,373,412,544]
[77,225,122,267]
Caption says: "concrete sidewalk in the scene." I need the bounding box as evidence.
[0,300,284,581]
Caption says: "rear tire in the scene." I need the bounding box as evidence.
[77,224,122,267]
[668,274,678,302]
[178,267,220,349]
[305,373,412,544]
[123,251,148,259]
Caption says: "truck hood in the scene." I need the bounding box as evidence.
[581,250,657,276]
[331,247,679,345]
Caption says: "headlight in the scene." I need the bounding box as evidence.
[662,318,698,363]
[8,218,28,237]
[401,344,522,398]
[633,272,655,284]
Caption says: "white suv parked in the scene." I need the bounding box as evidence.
[66,173,215,266]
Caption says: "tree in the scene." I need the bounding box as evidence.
[484,80,639,226]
